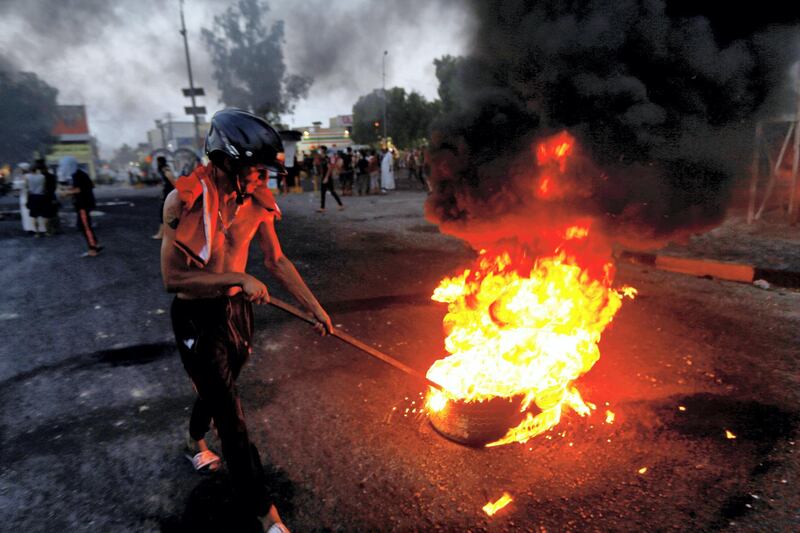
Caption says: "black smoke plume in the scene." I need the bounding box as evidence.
[425,0,800,252]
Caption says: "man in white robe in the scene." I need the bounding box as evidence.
[18,163,35,233]
[380,148,395,192]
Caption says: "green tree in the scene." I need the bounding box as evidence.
[352,88,437,148]
[0,69,58,163]
[201,0,311,122]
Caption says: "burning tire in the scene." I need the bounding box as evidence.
[428,395,529,446]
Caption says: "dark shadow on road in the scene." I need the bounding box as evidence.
[1,393,193,464]
[657,393,797,456]
[0,342,178,391]
[655,392,798,529]
[93,341,175,367]
[161,465,295,533]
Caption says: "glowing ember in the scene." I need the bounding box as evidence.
[725,429,737,440]
[605,410,615,424]
[638,467,648,474]
[482,492,513,516]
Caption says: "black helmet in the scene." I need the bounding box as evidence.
[205,109,286,174]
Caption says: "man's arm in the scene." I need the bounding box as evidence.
[257,214,333,334]
[160,190,268,301]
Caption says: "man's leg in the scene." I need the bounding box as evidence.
[77,209,100,254]
[188,336,271,518]
[171,301,219,468]
[188,396,213,442]
[330,185,343,207]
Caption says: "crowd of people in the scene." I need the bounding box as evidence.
[15,156,101,257]
[12,142,429,261]
[276,146,430,211]
[17,159,59,237]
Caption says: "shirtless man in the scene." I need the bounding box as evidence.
[161,109,332,533]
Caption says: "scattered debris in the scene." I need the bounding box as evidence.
[753,279,770,290]
[482,492,513,516]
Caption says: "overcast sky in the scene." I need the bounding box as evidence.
[0,0,472,157]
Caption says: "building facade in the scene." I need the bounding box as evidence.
[146,117,208,154]
[295,115,354,154]
[46,105,96,178]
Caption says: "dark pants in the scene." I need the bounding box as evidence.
[171,294,272,518]
[340,170,354,194]
[77,208,99,250]
[356,172,370,195]
[320,179,342,208]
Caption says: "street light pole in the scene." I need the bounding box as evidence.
[382,50,388,142]
[179,0,201,153]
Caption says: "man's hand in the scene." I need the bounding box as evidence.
[241,274,270,304]
[311,307,333,336]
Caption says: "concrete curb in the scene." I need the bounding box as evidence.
[618,251,800,289]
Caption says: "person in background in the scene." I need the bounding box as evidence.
[18,163,36,235]
[407,150,428,192]
[380,147,396,192]
[25,164,48,236]
[152,156,177,239]
[61,156,102,257]
[340,147,354,196]
[420,148,431,192]
[367,150,380,194]
[356,149,370,195]
[35,159,61,235]
[318,150,344,212]
[312,147,325,192]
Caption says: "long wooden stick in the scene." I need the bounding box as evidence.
[268,297,444,391]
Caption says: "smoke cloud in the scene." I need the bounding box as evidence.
[0,0,469,153]
[424,1,800,252]
[282,0,465,92]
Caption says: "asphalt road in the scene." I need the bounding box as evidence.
[0,186,798,532]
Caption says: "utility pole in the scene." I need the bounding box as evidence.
[382,50,388,142]
[179,0,202,152]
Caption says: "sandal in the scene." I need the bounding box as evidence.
[185,449,221,473]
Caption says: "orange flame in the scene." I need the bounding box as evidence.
[533,131,577,199]
[539,176,551,196]
[565,224,590,240]
[535,131,574,172]
[482,492,513,516]
[425,230,635,446]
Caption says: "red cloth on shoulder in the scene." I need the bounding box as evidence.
[174,163,281,268]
